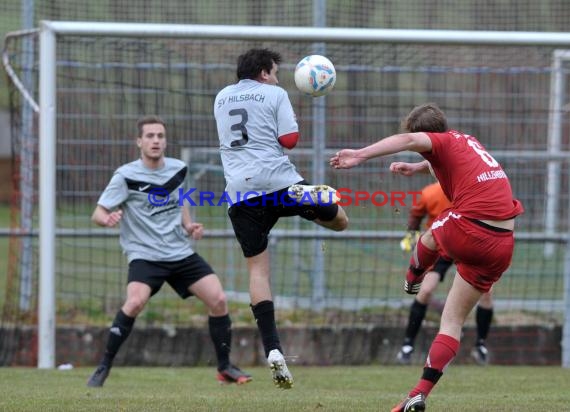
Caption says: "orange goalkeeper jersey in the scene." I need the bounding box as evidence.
[409,182,452,230]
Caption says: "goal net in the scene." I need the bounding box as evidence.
[3,22,570,367]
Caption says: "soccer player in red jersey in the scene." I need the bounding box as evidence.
[330,103,523,412]
[397,181,494,367]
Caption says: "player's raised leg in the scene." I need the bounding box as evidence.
[404,230,439,294]
[287,184,340,205]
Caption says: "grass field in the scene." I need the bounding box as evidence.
[1,365,569,411]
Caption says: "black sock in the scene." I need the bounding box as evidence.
[209,314,232,371]
[101,309,135,367]
[476,306,493,345]
[421,366,443,384]
[251,300,282,358]
[403,300,428,346]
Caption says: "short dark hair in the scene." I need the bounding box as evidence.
[401,103,448,133]
[236,48,282,80]
[136,115,166,137]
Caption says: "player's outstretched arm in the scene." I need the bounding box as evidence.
[91,205,123,227]
[330,132,432,169]
[329,149,363,169]
[390,160,431,176]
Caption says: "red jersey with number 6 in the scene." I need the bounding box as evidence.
[422,130,523,220]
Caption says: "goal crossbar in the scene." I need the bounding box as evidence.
[42,20,570,45]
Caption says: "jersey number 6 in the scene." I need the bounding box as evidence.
[467,139,499,167]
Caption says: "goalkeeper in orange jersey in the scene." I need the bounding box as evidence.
[397,181,494,366]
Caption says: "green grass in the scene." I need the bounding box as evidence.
[0,365,569,411]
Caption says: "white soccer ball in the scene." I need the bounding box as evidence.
[294,55,336,97]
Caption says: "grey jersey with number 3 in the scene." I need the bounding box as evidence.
[97,157,194,262]
[214,79,303,204]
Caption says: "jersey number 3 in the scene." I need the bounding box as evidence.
[229,108,248,147]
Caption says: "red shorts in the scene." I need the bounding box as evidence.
[431,210,515,292]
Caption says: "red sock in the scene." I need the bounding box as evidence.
[409,333,459,398]
[407,236,439,275]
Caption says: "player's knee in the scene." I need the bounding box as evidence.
[123,296,147,316]
[207,291,228,315]
[417,289,434,303]
[334,213,349,231]
[324,209,349,231]
[479,292,493,307]
[417,278,437,300]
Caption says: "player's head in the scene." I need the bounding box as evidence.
[136,115,167,160]
[402,103,448,133]
[236,48,282,85]
[137,115,166,137]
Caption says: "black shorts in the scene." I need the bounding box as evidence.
[228,180,339,257]
[127,253,214,299]
[432,256,454,282]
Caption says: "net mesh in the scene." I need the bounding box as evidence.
[3,0,570,31]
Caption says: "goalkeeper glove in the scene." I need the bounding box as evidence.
[399,231,421,253]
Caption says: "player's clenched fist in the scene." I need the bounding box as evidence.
[104,210,123,227]
[185,222,204,240]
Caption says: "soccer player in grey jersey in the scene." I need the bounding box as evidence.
[214,49,349,389]
[87,115,250,387]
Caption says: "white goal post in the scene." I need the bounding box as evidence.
[28,21,570,369]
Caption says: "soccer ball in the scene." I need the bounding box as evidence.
[294,55,336,97]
